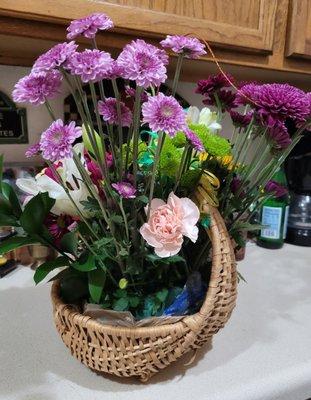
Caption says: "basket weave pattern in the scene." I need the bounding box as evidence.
[51,204,237,381]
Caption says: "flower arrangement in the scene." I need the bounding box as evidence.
[1,13,310,320]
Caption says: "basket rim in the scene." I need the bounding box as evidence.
[51,205,235,337]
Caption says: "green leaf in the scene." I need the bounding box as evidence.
[60,231,78,255]
[73,252,97,272]
[34,256,69,285]
[20,192,55,234]
[0,214,19,227]
[0,236,38,255]
[128,296,140,308]
[110,214,124,224]
[1,182,22,216]
[136,195,149,204]
[119,248,129,257]
[114,288,127,298]
[82,123,104,160]
[88,268,106,303]
[156,288,169,303]
[113,297,129,311]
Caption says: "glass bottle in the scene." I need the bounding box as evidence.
[257,169,290,249]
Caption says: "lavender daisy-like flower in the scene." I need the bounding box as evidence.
[196,73,234,96]
[25,143,41,158]
[142,92,186,137]
[267,122,292,149]
[265,180,288,198]
[160,35,206,59]
[125,86,149,103]
[117,39,168,88]
[12,70,62,105]
[32,41,78,72]
[184,128,204,152]
[230,111,253,127]
[66,13,113,40]
[67,49,114,82]
[112,182,136,199]
[39,119,82,162]
[98,98,132,127]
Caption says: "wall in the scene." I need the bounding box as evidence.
[0,65,69,165]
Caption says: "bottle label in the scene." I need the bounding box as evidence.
[261,206,282,240]
[283,205,289,239]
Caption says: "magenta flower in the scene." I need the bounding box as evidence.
[32,42,78,72]
[265,180,288,198]
[25,143,41,158]
[39,119,82,162]
[66,13,113,40]
[184,128,204,152]
[267,123,292,149]
[125,86,149,103]
[160,35,206,59]
[236,82,261,106]
[230,111,253,127]
[45,213,76,247]
[142,92,186,137]
[231,177,245,198]
[196,73,234,96]
[117,39,168,88]
[98,97,132,127]
[67,49,114,82]
[105,60,124,79]
[112,182,136,198]
[12,70,62,105]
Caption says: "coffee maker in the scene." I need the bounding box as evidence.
[285,132,311,246]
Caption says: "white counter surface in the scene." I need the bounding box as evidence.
[1,243,311,400]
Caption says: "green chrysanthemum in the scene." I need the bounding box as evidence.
[159,139,182,178]
[180,169,202,189]
[189,123,231,157]
[122,141,147,166]
[171,131,186,148]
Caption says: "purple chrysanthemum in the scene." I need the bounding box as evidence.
[25,143,41,158]
[112,182,136,198]
[117,39,168,88]
[231,176,245,198]
[267,122,292,149]
[184,128,204,152]
[203,89,237,111]
[256,84,310,126]
[12,70,62,105]
[39,119,82,162]
[196,73,234,96]
[265,180,288,198]
[230,111,253,127]
[125,86,149,103]
[32,42,78,72]
[142,92,186,137]
[67,49,114,82]
[235,82,261,106]
[66,13,113,40]
[98,98,132,127]
[160,35,206,59]
[105,60,124,79]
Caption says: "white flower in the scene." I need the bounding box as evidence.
[16,145,90,217]
[186,106,221,133]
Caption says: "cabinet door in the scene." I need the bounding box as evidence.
[0,0,277,54]
[286,0,311,59]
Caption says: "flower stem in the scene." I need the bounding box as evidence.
[111,78,124,179]
[171,54,184,96]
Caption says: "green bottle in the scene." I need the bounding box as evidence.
[257,169,290,249]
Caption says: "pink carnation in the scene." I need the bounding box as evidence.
[66,13,113,40]
[98,97,132,127]
[140,192,199,257]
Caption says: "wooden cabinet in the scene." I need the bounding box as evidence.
[0,0,310,77]
[286,0,311,59]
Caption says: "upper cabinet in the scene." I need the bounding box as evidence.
[286,0,311,59]
[0,0,310,77]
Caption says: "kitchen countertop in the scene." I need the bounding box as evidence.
[0,243,311,400]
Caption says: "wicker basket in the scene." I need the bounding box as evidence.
[51,203,237,382]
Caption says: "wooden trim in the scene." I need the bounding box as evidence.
[0,0,277,53]
[286,0,311,59]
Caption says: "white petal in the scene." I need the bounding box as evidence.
[16,178,40,196]
[186,106,200,124]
